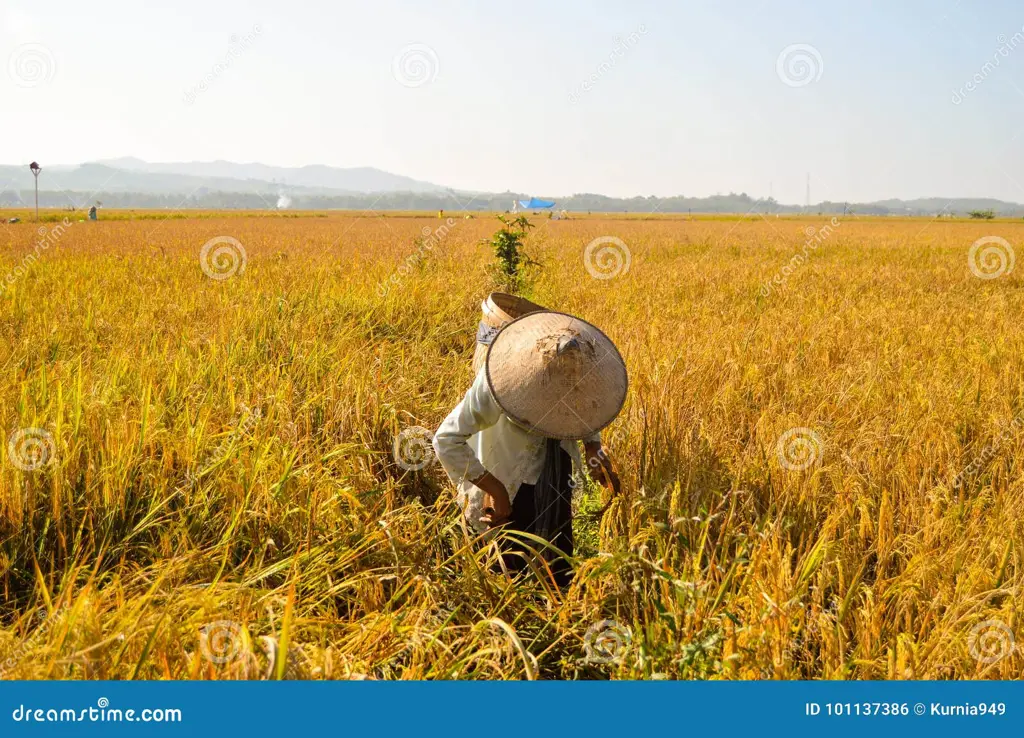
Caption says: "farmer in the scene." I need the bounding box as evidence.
[433,311,627,586]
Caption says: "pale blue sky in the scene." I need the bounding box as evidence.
[3,0,1024,203]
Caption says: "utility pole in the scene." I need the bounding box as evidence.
[805,172,810,211]
[30,162,41,221]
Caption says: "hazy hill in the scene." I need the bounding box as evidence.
[0,163,326,197]
[93,157,446,194]
[867,197,1013,214]
[0,159,446,198]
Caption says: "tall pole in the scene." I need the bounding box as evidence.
[30,162,41,221]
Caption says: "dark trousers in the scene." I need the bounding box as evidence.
[500,448,574,588]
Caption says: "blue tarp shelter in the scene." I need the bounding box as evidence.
[517,197,555,209]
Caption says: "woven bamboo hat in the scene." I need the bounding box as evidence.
[485,311,627,439]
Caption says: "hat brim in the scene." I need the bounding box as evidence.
[484,310,628,440]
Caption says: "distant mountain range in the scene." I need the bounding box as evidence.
[93,157,447,194]
[1,158,1023,216]
[0,158,446,197]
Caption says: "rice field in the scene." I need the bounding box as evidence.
[0,209,1021,680]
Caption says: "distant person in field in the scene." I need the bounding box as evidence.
[433,304,626,587]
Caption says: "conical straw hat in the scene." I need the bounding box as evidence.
[485,311,627,439]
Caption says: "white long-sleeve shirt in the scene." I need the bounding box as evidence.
[432,369,599,532]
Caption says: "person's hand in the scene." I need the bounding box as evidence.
[584,442,621,496]
[472,471,512,528]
